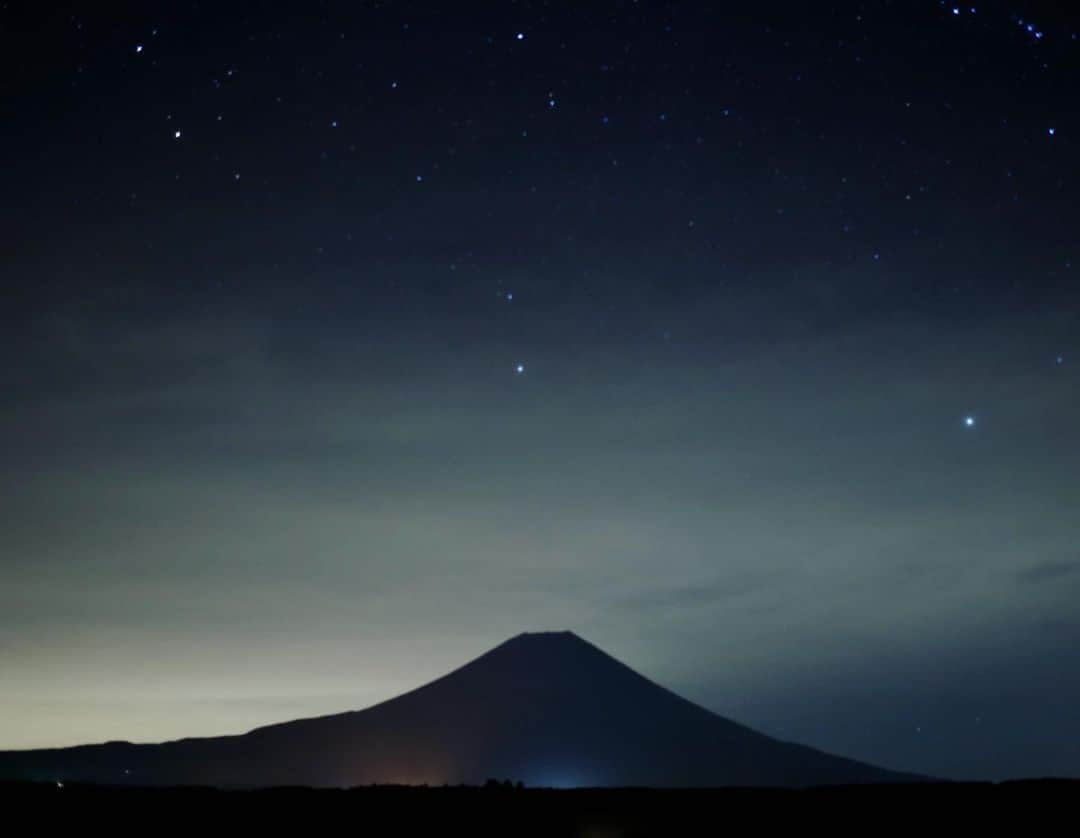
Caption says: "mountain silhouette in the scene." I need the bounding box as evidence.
[0,631,927,787]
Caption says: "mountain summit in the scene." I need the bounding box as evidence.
[0,631,926,788]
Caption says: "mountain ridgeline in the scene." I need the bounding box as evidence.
[0,631,927,788]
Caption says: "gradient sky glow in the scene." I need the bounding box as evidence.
[2,1,1078,781]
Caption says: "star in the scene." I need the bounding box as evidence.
[963,416,976,428]
[173,130,181,139]
[135,45,144,53]
[515,363,525,375]
[516,32,525,41]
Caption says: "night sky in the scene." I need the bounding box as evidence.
[2,1,1078,782]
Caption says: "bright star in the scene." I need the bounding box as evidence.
[515,363,525,374]
[136,45,144,53]
[963,416,976,427]
[1048,127,1056,136]
[516,32,525,40]
[173,130,181,139]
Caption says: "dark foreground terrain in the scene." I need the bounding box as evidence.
[3,780,1076,836]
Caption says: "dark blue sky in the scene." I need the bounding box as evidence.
[1,0,1078,780]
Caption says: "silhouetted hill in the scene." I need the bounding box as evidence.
[0,631,929,788]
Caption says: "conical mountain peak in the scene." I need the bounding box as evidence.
[454,630,640,688]
[495,630,594,654]
[511,630,582,641]
[0,631,929,788]
[500,630,583,646]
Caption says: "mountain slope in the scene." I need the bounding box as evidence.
[0,631,928,787]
